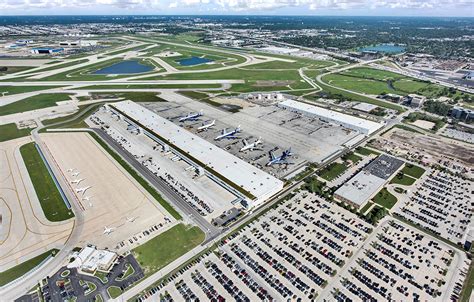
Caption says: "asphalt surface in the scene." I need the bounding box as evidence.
[91,128,221,241]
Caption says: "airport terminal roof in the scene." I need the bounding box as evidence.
[279,100,384,135]
[112,101,283,202]
[334,171,386,207]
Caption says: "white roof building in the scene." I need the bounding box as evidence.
[111,101,283,208]
[334,172,386,209]
[278,100,384,135]
[68,246,118,274]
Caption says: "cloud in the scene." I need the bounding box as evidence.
[0,0,472,13]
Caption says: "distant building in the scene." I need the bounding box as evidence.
[212,207,241,227]
[67,246,118,274]
[30,47,64,54]
[403,94,426,108]
[278,100,384,135]
[334,154,404,209]
[352,103,378,113]
[451,106,474,123]
[378,93,403,103]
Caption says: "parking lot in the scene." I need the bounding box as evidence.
[135,184,470,302]
[395,169,473,245]
[325,218,469,301]
[90,107,238,222]
[142,93,359,179]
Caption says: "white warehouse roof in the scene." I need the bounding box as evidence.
[278,100,384,135]
[334,171,386,207]
[112,101,283,205]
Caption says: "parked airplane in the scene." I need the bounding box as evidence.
[76,186,91,195]
[66,168,75,172]
[197,120,215,131]
[179,110,203,122]
[126,216,137,223]
[215,126,241,141]
[71,178,85,185]
[82,196,92,202]
[240,137,263,152]
[103,226,115,235]
[72,172,80,177]
[266,148,293,166]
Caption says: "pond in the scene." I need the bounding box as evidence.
[176,56,213,66]
[359,44,406,54]
[93,60,153,74]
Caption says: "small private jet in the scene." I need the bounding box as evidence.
[103,226,115,235]
[240,137,263,152]
[66,168,75,173]
[267,148,293,166]
[126,216,138,223]
[197,120,215,132]
[179,110,203,122]
[71,178,85,185]
[76,186,91,195]
[215,126,241,141]
[71,172,80,177]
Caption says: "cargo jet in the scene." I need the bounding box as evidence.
[215,126,241,141]
[267,148,293,166]
[240,137,263,152]
[197,120,215,132]
[179,110,203,122]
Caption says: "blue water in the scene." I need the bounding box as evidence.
[93,60,153,74]
[359,44,406,54]
[176,56,213,66]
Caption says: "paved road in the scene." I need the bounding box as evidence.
[90,128,221,241]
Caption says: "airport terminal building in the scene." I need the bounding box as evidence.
[278,100,384,135]
[110,101,284,208]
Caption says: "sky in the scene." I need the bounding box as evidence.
[0,0,472,17]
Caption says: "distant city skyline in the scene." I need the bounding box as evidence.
[0,0,472,17]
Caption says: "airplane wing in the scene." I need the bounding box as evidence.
[270,151,276,161]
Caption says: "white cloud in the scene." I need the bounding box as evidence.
[0,0,472,13]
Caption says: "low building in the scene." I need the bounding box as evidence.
[334,154,404,209]
[406,94,426,108]
[212,207,241,226]
[67,246,118,274]
[451,106,474,123]
[30,47,64,54]
[352,103,378,113]
[278,99,384,135]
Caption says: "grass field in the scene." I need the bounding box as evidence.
[73,84,221,90]
[401,164,425,179]
[372,188,398,209]
[107,286,122,299]
[390,173,416,186]
[0,93,73,116]
[20,142,74,221]
[359,202,374,214]
[0,249,58,286]
[0,123,31,142]
[355,146,380,156]
[318,162,348,181]
[342,152,362,164]
[0,85,63,96]
[0,66,33,75]
[133,224,205,277]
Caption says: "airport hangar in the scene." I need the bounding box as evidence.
[278,99,384,135]
[109,100,284,209]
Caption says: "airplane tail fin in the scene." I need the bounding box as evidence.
[243,139,248,146]
[270,151,276,161]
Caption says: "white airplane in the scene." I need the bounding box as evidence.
[103,226,115,235]
[215,126,241,141]
[179,110,203,122]
[66,168,75,172]
[126,216,138,223]
[72,172,80,177]
[71,178,85,185]
[75,186,91,195]
[267,148,293,166]
[197,120,215,132]
[82,196,92,202]
[240,137,263,152]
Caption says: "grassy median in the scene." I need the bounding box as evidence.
[0,123,31,142]
[0,93,73,116]
[20,142,74,221]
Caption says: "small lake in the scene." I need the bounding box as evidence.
[93,60,153,74]
[176,56,213,66]
[359,44,406,54]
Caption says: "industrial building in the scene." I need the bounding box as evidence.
[278,100,384,135]
[451,106,474,123]
[110,101,284,208]
[30,47,64,54]
[334,154,404,209]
